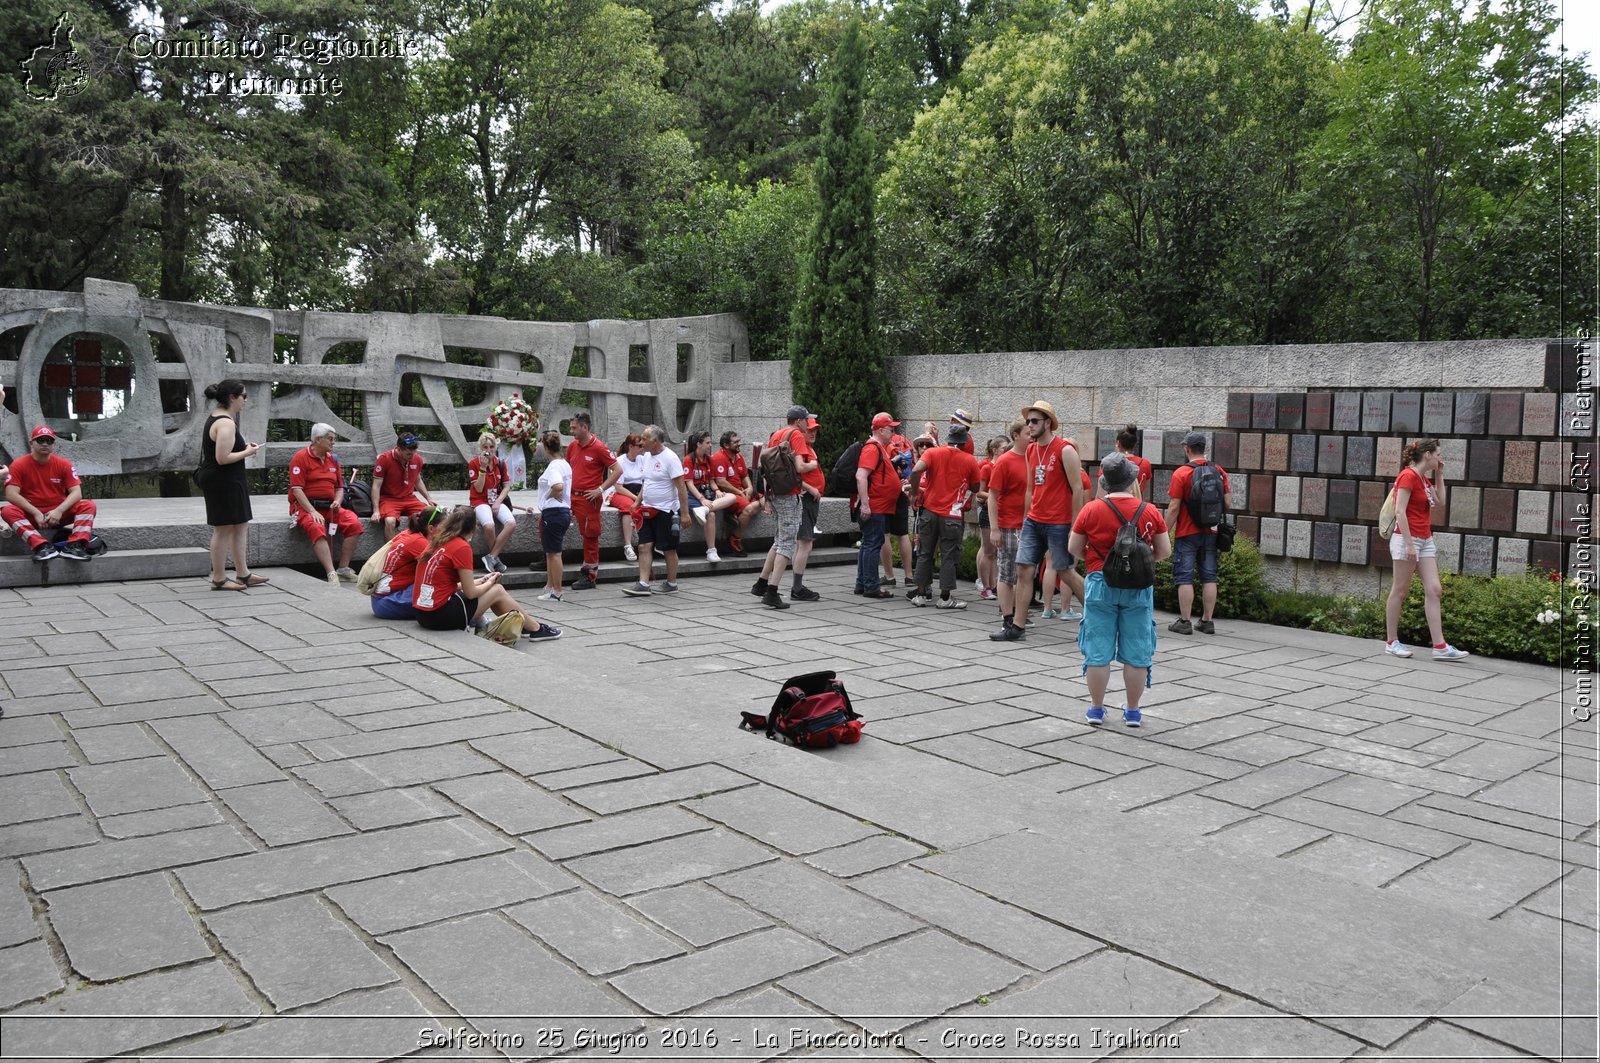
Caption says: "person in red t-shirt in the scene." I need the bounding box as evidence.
[880,429,916,589]
[2,425,98,562]
[412,507,560,640]
[1014,401,1087,632]
[468,432,517,573]
[1383,439,1468,661]
[1069,453,1171,728]
[1115,424,1154,498]
[712,430,760,557]
[908,426,981,607]
[565,412,622,589]
[683,431,738,563]
[854,413,904,598]
[372,434,435,541]
[973,436,1005,600]
[985,418,1030,641]
[370,505,445,620]
[949,409,977,454]
[288,424,363,583]
[1164,432,1230,635]
[752,405,821,609]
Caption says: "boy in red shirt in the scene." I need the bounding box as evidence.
[372,433,435,541]
[1164,432,1230,635]
[908,425,980,608]
[985,419,1029,641]
[2,426,98,561]
[854,413,904,599]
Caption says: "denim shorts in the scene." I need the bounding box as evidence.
[370,586,416,620]
[1016,518,1072,571]
[1172,532,1219,585]
[1077,573,1157,671]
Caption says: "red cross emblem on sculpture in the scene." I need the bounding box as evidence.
[42,339,130,415]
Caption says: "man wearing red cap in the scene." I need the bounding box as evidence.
[853,412,904,599]
[3,426,98,562]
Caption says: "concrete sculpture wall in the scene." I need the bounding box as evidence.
[0,279,747,473]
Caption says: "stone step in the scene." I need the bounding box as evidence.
[0,547,211,588]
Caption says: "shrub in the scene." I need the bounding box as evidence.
[1153,536,1269,619]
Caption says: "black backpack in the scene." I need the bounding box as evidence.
[1102,500,1155,590]
[1185,461,1226,529]
[828,440,865,496]
[343,468,374,519]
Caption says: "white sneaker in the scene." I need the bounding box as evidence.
[623,544,637,562]
[935,597,966,610]
[974,579,984,595]
[909,594,931,607]
[1384,641,1413,658]
[691,507,707,526]
[1433,644,1470,662]
[326,571,341,585]
[335,567,359,582]
[537,591,563,602]
[706,548,722,563]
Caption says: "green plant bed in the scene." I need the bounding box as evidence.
[1152,537,1271,619]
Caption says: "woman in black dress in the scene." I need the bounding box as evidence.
[197,379,264,590]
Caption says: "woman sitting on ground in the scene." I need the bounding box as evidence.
[369,504,445,620]
[412,507,561,641]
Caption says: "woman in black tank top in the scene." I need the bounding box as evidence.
[198,379,264,589]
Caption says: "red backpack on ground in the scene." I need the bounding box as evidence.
[740,670,863,749]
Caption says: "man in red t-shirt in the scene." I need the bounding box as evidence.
[565,412,622,589]
[908,425,980,608]
[372,433,435,541]
[712,430,759,556]
[949,409,977,454]
[288,424,363,583]
[854,413,903,599]
[752,405,820,610]
[879,429,916,589]
[2,425,98,562]
[1164,432,1231,635]
[1014,400,1087,630]
[985,418,1029,641]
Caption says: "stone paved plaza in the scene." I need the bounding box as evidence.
[0,565,1594,1061]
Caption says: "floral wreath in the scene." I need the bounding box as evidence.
[485,392,539,446]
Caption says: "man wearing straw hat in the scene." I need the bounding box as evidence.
[1011,400,1087,634]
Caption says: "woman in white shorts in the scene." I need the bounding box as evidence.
[1384,439,1468,661]
[468,432,516,572]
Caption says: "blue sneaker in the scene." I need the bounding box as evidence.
[1123,708,1143,728]
[1085,706,1106,725]
[1040,608,1059,620]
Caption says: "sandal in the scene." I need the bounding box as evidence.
[237,574,271,587]
[210,578,248,592]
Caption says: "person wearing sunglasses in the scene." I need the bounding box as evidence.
[3,425,99,562]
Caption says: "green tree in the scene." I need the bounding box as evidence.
[788,18,892,462]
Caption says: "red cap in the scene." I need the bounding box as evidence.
[871,413,900,430]
[30,425,56,441]
[803,416,820,429]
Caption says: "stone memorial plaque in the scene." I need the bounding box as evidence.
[1290,434,1318,473]
[1277,392,1305,431]
[1305,391,1333,432]
[1433,532,1460,574]
[1362,391,1391,433]
[1345,436,1375,477]
[1391,392,1423,434]
[1369,528,1393,568]
[1251,393,1278,429]
[1538,442,1567,485]
[1516,490,1550,535]
[1317,435,1345,475]
[1228,473,1249,511]
[1422,392,1454,435]
[1163,430,1191,466]
[1212,431,1239,470]
[1488,393,1522,436]
[1236,515,1259,543]
[1531,539,1563,575]
[1248,474,1275,513]
[1153,468,1173,505]
[1328,480,1357,521]
[1467,439,1502,483]
[1332,391,1362,432]
[1502,441,1537,483]
[1238,433,1263,470]
[1448,486,1481,529]
[1358,480,1387,521]
[1275,475,1301,514]
[1523,392,1557,437]
[1562,392,1595,437]
[1096,428,1116,458]
[1313,522,1341,562]
[1285,520,1313,559]
[1263,433,1290,472]
[1453,392,1488,435]
[1227,393,1253,429]
[1258,517,1285,556]
[1341,524,1368,566]
[1439,437,1467,477]
[1301,477,1328,517]
[1462,534,1495,576]
[1376,436,1403,473]
[1481,488,1515,532]
[1497,536,1529,576]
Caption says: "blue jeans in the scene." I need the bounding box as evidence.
[858,513,887,592]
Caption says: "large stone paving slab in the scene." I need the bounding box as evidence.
[45,872,211,980]
[687,785,879,855]
[610,927,834,1015]
[203,894,397,1008]
[326,850,575,935]
[710,861,921,952]
[565,828,775,896]
[506,890,685,975]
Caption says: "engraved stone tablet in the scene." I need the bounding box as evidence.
[1290,434,1317,473]
[1496,536,1529,576]
[1212,431,1238,470]
[1328,480,1357,521]
[1317,435,1345,475]
[1516,490,1550,535]
[1538,442,1567,485]
[1228,473,1248,511]
[1376,436,1403,473]
[1481,488,1515,532]
[1462,534,1495,575]
[1227,393,1252,429]
[1153,468,1173,506]
[1277,392,1305,431]
[1164,430,1191,466]
[1391,392,1422,434]
[1467,439,1502,483]
[1313,522,1341,562]
[1285,520,1313,558]
[1263,434,1290,472]
[1448,486,1481,529]
[1332,391,1362,432]
[1301,477,1327,517]
[1345,436,1375,477]
[1531,539,1563,575]
[1238,433,1263,470]
[1258,517,1285,556]
[1236,515,1259,543]
[1453,392,1488,436]
[1275,476,1301,514]
[1097,428,1116,457]
[1502,441,1536,483]
[1487,393,1522,436]
[1341,524,1368,565]
[1433,532,1460,573]
[1370,528,1392,569]
[1358,480,1386,521]
[1249,474,1275,513]
[1421,392,1454,435]
[1440,437,1467,475]
[1362,391,1391,433]
[1523,392,1557,437]
[1305,392,1333,432]
[1562,393,1595,437]
[1252,393,1278,429]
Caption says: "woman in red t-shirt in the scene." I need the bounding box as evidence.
[413,508,560,641]
[973,437,1005,600]
[1383,440,1467,661]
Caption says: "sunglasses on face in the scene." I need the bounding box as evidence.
[1025,417,1044,426]
[34,438,56,445]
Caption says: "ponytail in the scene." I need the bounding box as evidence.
[417,508,475,568]
[1402,438,1440,467]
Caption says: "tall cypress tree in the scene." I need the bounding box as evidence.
[787,18,893,466]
